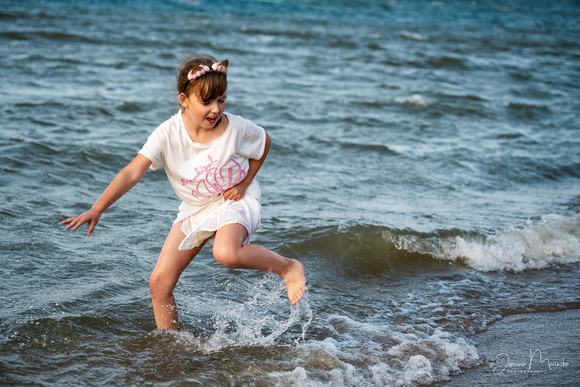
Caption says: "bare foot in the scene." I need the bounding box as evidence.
[282,259,306,305]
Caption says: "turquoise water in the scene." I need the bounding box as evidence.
[1,0,579,385]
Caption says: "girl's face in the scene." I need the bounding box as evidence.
[180,91,227,131]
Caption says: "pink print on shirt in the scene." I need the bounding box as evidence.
[180,155,246,201]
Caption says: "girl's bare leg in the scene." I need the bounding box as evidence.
[212,223,306,305]
[149,221,205,330]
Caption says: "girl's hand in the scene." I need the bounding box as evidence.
[61,208,102,237]
[222,134,271,202]
[223,183,247,201]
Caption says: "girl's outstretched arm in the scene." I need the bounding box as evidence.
[61,153,152,236]
[224,132,271,201]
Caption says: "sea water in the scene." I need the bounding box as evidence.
[1,0,579,385]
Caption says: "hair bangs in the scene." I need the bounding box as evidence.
[192,72,227,103]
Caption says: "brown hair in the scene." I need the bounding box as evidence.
[176,53,228,103]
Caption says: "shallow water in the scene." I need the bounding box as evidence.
[1,0,579,385]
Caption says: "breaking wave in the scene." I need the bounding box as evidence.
[298,213,580,273]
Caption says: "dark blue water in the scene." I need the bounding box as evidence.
[1,0,579,385]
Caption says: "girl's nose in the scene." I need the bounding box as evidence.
[209,101,220,112]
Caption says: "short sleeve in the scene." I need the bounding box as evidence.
[138,127,165,171]
[237,119,266,160]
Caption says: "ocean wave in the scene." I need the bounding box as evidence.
[294,214,580,274]
[2,30,99,44]
[338,141,399,155]
[426,55,466,69]
[507,102,552,120]
[389,214,580,272]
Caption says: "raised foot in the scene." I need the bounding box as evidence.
[282,259,307,305]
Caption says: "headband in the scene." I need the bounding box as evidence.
[181,62,228,94]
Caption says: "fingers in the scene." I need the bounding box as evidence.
[87,219,97,237]
[60,217,74,225]
[62,216,82,231]
[223,192,235,201]
[61,216,79,230]
[223,188,243,201]
[61,211,100,235]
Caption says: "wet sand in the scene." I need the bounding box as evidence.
[439,309,579,386]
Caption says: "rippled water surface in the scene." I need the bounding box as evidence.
[1,0,579,385]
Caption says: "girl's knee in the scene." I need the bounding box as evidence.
[212,243,243,268]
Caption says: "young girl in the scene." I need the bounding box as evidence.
[62,53,306,330]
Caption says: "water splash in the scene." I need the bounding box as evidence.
[204,278,312,353]
[165,273,312,354]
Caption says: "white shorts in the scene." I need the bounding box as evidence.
[176,181,262,250]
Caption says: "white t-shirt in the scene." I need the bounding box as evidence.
[139,111,266,220]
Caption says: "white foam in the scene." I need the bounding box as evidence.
[401,355,434,385]
[443,214,580,271]
[393,94,431,107]
[262,316,481,386]
[390,214,580,272]
[401,31,428,41]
